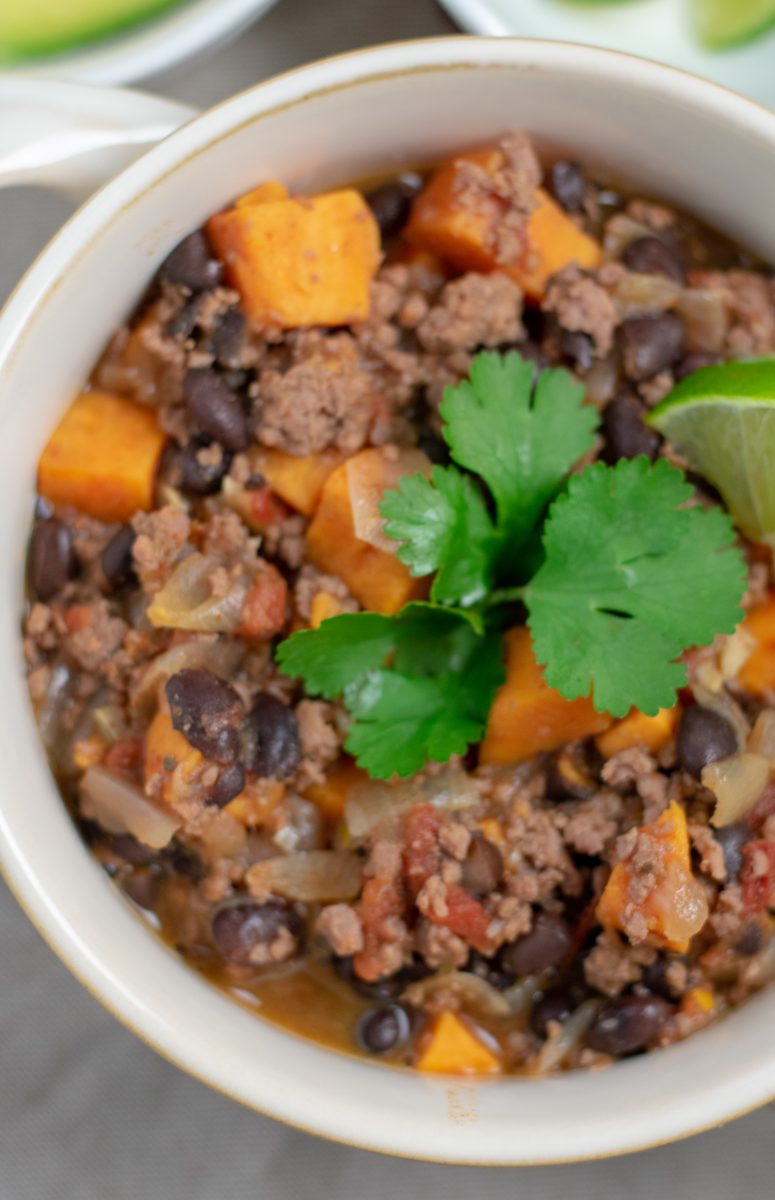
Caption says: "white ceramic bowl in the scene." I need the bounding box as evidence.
[4,0,278,85]
[2,37,775,1165]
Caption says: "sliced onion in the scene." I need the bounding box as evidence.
[703,753,770,827]
[221,477,262,533]
[146,553,249,633]
[246,850,362,902]
[535,999,600,1074]
[348,447,431,552]
[720,627,757,682]
[402,969,511,1017]
[677,288,728,353]
[131,637,246,712]
[502,974,542,1016]
[603,214,651,258]
[345,765,478,841]
[195,810,247,860]
[36,659,72,753]
[748,710,775,763]
[81,766,181,849]
[611,272,681,318]
[92,704,128,745]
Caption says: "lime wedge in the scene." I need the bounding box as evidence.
[649,359,775,549]
[0,0,180,62]
[691,0,775,48]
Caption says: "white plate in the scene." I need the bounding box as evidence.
[439,0,775,108]
[4,0,279,85]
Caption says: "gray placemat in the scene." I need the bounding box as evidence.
[2,2,774,1193]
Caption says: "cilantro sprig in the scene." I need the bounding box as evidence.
[277,351,746,779]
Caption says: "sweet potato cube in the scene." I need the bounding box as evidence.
[405,147,601,301]
[305,448,428,616]
[235,180,289,208]
[596,706,679,759]
[479,628,612,766]
[254,447,346,516]
[416,1011,502,1075]
[38,390,165,522]
[305,759,367,823]
[144,705,203,806]
[309,591,343,629]
[597,801,708,953]
[739,596,775,694]
[207,188,380,328]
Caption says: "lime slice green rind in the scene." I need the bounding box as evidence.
[650,359,775,548]
[691,0,775,48]
[0,0,181,63]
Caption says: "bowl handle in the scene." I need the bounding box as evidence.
[0,78,195,199]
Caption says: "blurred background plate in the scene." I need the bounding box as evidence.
[2,0,279,84]
[439,0,775,108]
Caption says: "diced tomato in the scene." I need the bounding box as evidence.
[103,734,143,776]
[403,803,441,899]
[441,885,492,949]
[63,604,93,634]
[740,840,775,913]
[353,877,405,983]
[247,484,289,529]
[746,784,775,831]
[237,564,287,639]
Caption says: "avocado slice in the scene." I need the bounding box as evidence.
[0,0,182,62]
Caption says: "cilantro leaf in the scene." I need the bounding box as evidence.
[441,350,598,547]
[524,457,746,716]
[381,465,496,606]
[275,612,395,698]
[344,632,505,778]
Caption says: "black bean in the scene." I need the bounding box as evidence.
[101,524,136,589]
[212,308,247,369]
[162,841,205,881]
[165,669,243,763]
[619,312,685,380]
[601,394,661,464]
[28,517,76,601]
[550,160,586,213]
[734,923,764,958]
[714,821,749,881]
[106,833,157,867]
[674,352,721,382]
[641,956,684,1001]
[212,899,304,965]
[159,230,223,292]
[241,693,300,779]
[122,869,160,911]
[622,236,685,284]
[511,341,548,380]
[366,173,423,239]
[184,367,248,452]
[176,440,230,496]
[676,705,738,779]
[560,329,594,371]
[356,1004,411,1055]
[461,835,504,896]
[531,987,574,1038]
[165,296,200,341]
[210,763,246,808]
[500,914,572,977]
[333,955,403,1001]
[586,994,673,1056]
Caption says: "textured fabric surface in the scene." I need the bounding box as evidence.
[2,1,775,1193]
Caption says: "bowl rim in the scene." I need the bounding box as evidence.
[3,35,775,1164]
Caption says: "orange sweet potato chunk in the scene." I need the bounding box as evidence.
[235,180,289,208]
[739,596,775,694]
[597,802,709,953]
[254,447,346,516]
[479,628,612,766]
[38,390,165,523]
[305,448,427,616]
[207,188,381,328]
[596,706,679,759]
[416,1011,502,1075]
[405,147,601,301]
[305,759,367,823]
[144,705,202,806]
